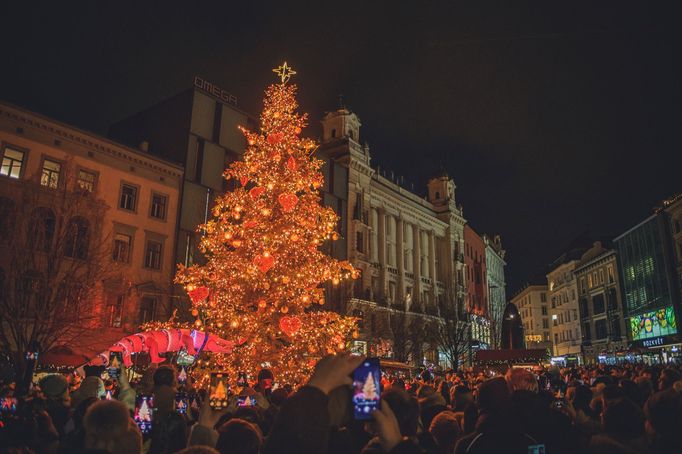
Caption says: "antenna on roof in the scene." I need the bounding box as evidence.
[338,94,345,109]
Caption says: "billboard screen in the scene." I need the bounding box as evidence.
[630,306,677,341]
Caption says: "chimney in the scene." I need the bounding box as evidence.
[139,140,150,152]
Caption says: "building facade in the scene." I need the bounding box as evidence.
[511,283,551,351]
[0,102,183,355]
[109,76,255,269]
[317,106,470,367]
[663,194,682,312]
[464,225,491,349]
[484,234,506,348]
[573,242,628,363]
[547,260,582,362]
[615,213,681,363]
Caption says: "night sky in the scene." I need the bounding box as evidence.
[3,1,681,294]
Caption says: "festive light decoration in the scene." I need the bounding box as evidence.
[176,63,359,384]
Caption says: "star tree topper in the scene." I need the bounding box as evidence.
[273,61,297,84]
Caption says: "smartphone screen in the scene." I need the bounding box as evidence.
[175,392,189,414]
[134,395,154,435]
[25,351,38,361]
[236,372,248,388]
[176,347,196,367]
[108,351,123,379]
[237,396,256,407]
[0,396,18,415]
[352,358,381,420]
[209,373,229,409]
[177,365,188,385]
[103,390,113,400]
[528,444,546,454]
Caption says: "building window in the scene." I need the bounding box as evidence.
[541,305,548,315]
[356,231,364,253]
[64,217,89,259]
[30,208,56,252]
[113,233,132,263]
[144,240,162,270]
[119,184,138,211]
[540,292,547,302]
[595,319,608,339]
[1,147,25,179]
[554,333,559,345]
[77,169,96,192]
[607,265,615,283]
[593,294,605,315]
[139,297,157,324]
[587,274,593,288]
[598,269,605,285]
[571,289,576,300]
[582,322,591,341]
[108,295,124,328]
[331,128,336,138]
[611,317,621,338]
[542,319,549,329]
[150,193,167,220]
[40,158,61,189]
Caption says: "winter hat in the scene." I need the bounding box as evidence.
[40,373,69,399]
[257,369,274,381]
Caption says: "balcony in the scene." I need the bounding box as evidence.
[405,272,415,280]
[421,277,432,285]
[387,266,398,275]
[456,253,465,263]
[370,262,381,270]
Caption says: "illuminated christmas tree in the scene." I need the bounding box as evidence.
[176,63,359,384]
[211,380,227,400]
[362,372,377,400]
[138,399,151,422]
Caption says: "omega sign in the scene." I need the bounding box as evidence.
[193,76,238,106]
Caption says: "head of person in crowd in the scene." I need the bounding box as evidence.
[450,385,473,411]
[658,368,682,391]
[39,373,69,404]
[256,368,274,395]
[505,368,538,394]
[429,410,461,454]
[381,387,420,437]
[570,384,595,417]
[215,418,263,454]
[602,397,645,441]
[476,377,510,417]
[71,375,105,407]
[643,389,682,450]
[153,365,177,390]
[83,399,142,454]
[269,387,289,407]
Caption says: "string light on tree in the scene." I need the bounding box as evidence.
[176,62,359,384]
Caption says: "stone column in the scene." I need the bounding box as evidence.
[396,216,405,306]
[377,208,387,301]
[412,224,422,307]
[429,230,437,308]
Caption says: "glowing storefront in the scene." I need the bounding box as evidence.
[615,214,682,363]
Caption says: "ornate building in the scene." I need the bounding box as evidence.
[484,234,506,348]
[510,281,551,352]
[547,253,584,364]
[317,105,470,367]
[573,242,628,363]
[0,102,183,356]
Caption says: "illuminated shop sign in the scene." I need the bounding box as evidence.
[630,306,677,341]
[193,76,238,106]
[642,337,665,348]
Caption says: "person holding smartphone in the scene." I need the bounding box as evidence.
[148,366,187,454]
[263,354,417,454]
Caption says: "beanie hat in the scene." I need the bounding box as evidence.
[40,373,69,399]
[257,369,274,381]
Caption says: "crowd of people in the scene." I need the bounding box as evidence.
[1,355,682,454]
